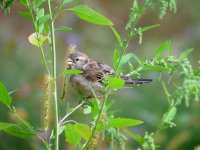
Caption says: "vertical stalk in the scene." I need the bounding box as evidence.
[47,0,59,150]
[83,89,110,150]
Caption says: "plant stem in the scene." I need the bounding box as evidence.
[47,0,59,150]
[83,89,110,150]
[58,102,84,126]
[27,0,50,75]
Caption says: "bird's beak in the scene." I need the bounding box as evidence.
[66,58,74,69]
[66,58,73,65]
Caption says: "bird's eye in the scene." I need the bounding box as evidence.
[75,58,79,61]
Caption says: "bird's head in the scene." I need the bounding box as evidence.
[66,51,89,70]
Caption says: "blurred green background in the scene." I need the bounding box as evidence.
[0,0,199,150]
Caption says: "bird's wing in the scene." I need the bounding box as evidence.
[83,61,114,82]
[97,62,114,75]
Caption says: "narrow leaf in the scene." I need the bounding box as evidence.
[167,40,172,55]
[55,26,72,32]
[155,41,167,57]
[109,117,143,128]
[28,32,47,47]
[63,0,73,4]
[107,77,124,89]
[110,26,121,44]
[75,123,92,141]
[0,122,35,138]
[125,129,144,144]
[70,5,113,26]
[0,82,12,107]
[65,124,81,145]
[179,48,193,59]
[141,24,160,32]
[18,11,32,19]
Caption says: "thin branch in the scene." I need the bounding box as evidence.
[59,102,85,126]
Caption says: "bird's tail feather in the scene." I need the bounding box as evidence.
[120,75,153,84]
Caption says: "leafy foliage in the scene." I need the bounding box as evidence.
[1,0,199,150]
[0,82,12,107]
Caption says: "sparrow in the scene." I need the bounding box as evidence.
[66,51,152,99]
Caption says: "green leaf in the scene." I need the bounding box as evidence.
[55,26,72,32]
[142,65,167,71]
[0,82,12,107]
[70,5,113,26]
[110,26,121,44]
[63,0,73,4]
[34,0,45,7]
[65,124,81,145]
[91,99,100,117]
[167,41,172,55]
[163,107,177,123]
[19,0,28,8]
[75,123,92,141]
[113,49,119,70]
[155,41,167,57]
[0,122,35,138]
[18,11,32,19]
[43,22,50,35]
[28,32,47,47]
[38,14,51,24]
[118,53,134,70]
[141,24,160,32]
[125,129,144,144]
[107,77,125,89]
[109,117,143,128]
[36,8,44,21]
[179,48,193,59]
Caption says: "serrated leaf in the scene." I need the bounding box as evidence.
[0,82,12,107]
[142,65,167,71]
[179,48,193,59]
[55,26,72,32]
[0,122,35,138]
[18,11,32,19]
[28,32,47,47]
[65,124,81,145]
[70,5,113,26]
[141,24,160,32]
[109,117,143,128]
[75,123,92,141]
[107,77,124,89]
